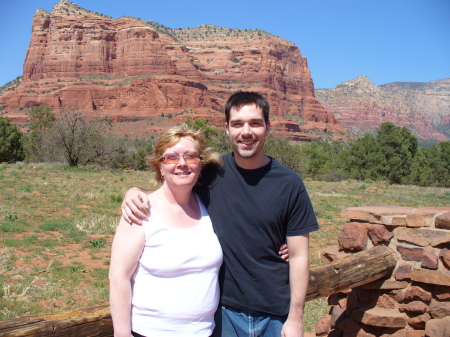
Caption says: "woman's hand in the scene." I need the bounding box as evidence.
[279,243,289,261]
[121,187,150,225]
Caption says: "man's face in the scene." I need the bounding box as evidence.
[226,104,270,164]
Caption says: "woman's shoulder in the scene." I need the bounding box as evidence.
[147,190,161,208]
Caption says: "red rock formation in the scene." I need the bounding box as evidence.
[0,0,344,141]
[316,75,450,142]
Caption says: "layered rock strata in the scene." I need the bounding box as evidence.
[316,76,450,142]
[0,0,345,140]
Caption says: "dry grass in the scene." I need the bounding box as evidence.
[1,163,449,331]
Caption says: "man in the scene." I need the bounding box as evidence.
[122,91,319,337]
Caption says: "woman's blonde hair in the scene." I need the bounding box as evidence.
[149,125,222,184]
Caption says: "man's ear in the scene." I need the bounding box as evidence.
[225,122,230,136]
[265,121,271,136]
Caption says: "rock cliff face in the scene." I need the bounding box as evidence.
[315,76,450,142]
[0,0,345,140]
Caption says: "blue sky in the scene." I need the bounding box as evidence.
[0,0,449,89]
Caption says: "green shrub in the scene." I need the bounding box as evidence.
[110,193,123,203]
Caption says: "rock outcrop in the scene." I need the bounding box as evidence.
[0,0,345,140]
[316,206,450,337]
[316,76,450,142]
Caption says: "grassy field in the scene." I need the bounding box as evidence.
[1,162,449,331]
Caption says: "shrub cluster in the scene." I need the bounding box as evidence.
[1,107,449,188]
[0,106,154,170]
[265,122,449,187]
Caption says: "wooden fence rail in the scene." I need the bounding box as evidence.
[306,245,397,301]
[0,246,397,336]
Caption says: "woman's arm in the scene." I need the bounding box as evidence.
[109,216,146,337]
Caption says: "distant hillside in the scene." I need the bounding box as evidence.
[315,76,450,142]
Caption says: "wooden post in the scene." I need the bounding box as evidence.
[0,306,112,337]
[0,246,397,336]
[306,245,397,301]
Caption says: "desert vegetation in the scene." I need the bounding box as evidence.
[1,162,449,330]
[1,106,449,188]
[1,107,450,331]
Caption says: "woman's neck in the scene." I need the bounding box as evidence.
[151,184,201,227]
[160,184,194,206]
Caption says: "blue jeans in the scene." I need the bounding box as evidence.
[212,305,287,337]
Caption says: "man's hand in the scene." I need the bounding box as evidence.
[281,317,304,337]
[121,187,150,225]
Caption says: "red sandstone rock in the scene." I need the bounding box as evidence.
[401,286,432,303]
[346,288,378,312]
[316,76,450,142]
[321,246,349,263]
[406,211,434,228]
[404,330,426,337]
[398,301,429,314]
[425,316,450,337]
[407,312,431,330]
[335,317,380,337]
[315,315,332,336]
[411,269,450,286]
[367,224,393,245]
[340,207,414,225]
[435,285,450,300]
[363,278,409,290]
[0,0,345,140]
[396,246,439,269]
[379,215,407,226]
[439,248,450,269]
[338,222,368,251]
[351,306,407,328]
[397,227,450,247]
[376,294,397,309]
[412,207,450,214]
[396,246,425,263]
[435,211,450,230]
[429,299,450,319]
[394,263,413,281]
[421,247,439,270]
[390,289,405,303]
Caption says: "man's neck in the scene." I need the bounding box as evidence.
[233,152,270,170]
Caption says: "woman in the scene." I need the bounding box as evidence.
[109,126,223,337]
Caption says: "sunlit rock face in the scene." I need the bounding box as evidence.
[1,0,345,140]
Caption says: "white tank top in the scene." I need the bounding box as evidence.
[131,194,223,336]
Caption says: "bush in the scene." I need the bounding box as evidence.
[0,117,25,163]
[27,110,129,167]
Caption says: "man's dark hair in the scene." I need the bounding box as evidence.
[224,91,270,124]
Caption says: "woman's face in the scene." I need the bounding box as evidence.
[159,136,202,190]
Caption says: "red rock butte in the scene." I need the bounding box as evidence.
[316,76,450,142]
[0,0,346,140]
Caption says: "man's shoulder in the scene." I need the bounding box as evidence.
[270,157,303,178]
[198,154,230,186]
[220,153,233,163]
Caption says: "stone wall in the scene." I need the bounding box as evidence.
[315,206,450,337]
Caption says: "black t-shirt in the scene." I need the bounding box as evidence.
[194,153,318,316]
